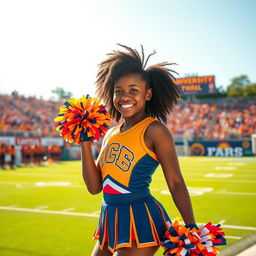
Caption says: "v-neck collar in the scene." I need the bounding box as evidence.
[117,117,151,136]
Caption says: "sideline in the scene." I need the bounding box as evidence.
[0,206,99,217]
[220,233,256,256]
[236,244,256,256]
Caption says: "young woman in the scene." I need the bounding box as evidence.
[81,44,196,256]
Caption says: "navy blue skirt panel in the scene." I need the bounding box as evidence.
[93,195,171,253]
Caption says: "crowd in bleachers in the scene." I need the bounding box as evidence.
[168,99,256,140]
[0,91,63,137]
[0,92,255,140]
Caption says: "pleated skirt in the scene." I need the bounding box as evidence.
[93,195,171,253]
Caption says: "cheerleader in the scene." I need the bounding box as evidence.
[81,44,196,256]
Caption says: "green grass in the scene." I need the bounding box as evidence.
[0,157,255,256]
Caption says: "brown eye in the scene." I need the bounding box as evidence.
[114,90,121,95]
[130,88,138,93]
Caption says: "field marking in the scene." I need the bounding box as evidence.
[91,210,101,215]
[35,205,49,210]
[0,181,85,188]
[204,173,233,178]
[62,208,75,212]
[185,178,256,183]
[215,191,256,196]
[189,158,256,162]
[0,206,99,217]
[221,224,256,231]
[161,187,213,196]
[225,235,241,240]
[161,189,256,197]
[0,173,80,178]
[218,220,226,225]
[227,162,245,166]
[214,166,237,170]
[182,167,256,172]
[1,206,255,232]
[0,181,29,185]
[35,182,71,187]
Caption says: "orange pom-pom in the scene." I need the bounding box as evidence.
[54,95,111,144]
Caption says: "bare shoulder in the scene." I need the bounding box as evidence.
[145,121,173,150]
[146,121,172,138]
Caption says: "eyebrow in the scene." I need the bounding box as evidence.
[114,84,139,88]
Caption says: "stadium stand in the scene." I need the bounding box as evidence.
[168,98,256,140]
[0,92,255,140]
[0,91,63,137]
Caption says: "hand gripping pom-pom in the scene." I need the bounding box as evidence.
[54,95,111,144]
[161,220,226,256]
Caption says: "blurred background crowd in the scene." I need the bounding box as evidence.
[0,91,255,140]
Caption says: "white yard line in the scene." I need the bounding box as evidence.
[189,158,256,162]
[220,224,256,231]
[0,206,256,232]
[218,220,226,225]
[62,208,75,212]
[178,220,256,231]
[227,162,245,166]
[225,235,241,240]
[35,206,49,209]
[185,168,256,172]
[185,178,256,184]
[0,181,29,185]
[0,173,79,178]
[214,166,237,170]
[161,189,256,197]
[215,191,256,196]
[204,173,233,178]
[0,181,85,188]
[91,210,101,215]
[0,206,99,217]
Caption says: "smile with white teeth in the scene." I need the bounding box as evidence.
[120,103,135,109]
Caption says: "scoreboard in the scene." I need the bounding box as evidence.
[175,75,215,95]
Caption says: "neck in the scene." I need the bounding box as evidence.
[121,115,148,131]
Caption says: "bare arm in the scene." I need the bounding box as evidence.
[80,141,102,194]
[145,122,196,225]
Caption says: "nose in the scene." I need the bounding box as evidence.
[120,92,131,101]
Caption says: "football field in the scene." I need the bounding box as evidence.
[0,157,255,256]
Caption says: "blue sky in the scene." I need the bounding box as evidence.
[0,0,255,99]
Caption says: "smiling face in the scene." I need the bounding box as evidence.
[113,73,152,122]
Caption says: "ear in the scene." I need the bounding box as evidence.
[146,88,152,101]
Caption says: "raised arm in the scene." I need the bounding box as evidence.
[80,141,102,195]
[145,122,196,226]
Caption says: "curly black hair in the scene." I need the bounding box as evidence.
[95,44,181,123]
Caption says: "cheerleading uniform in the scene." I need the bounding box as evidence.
[93,117,172,253]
